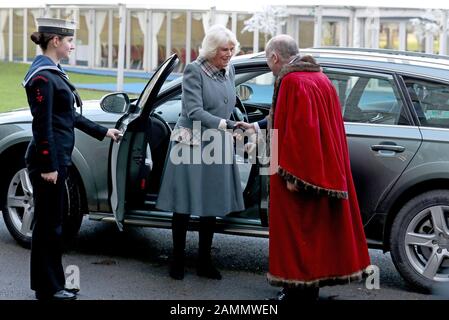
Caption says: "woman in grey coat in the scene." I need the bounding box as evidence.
[156,25,245,280]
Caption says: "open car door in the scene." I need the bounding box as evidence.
[109,55,179,230]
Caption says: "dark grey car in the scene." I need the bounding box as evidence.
[1,48,449,292]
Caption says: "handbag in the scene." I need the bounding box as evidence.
[170,126,201,146]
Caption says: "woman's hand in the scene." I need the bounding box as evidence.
[106,128,122,142]
[41,171,58,184]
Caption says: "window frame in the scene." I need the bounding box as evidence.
[400,75,449,129]
[323,66,415,126]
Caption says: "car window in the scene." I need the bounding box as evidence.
[403,77,449,129]
[152,94,182,127]
[235,71,275,106]
[324,68,409,125]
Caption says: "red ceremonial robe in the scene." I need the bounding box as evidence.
[267,57,371,288]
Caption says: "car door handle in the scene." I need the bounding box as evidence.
[371,144,405,153]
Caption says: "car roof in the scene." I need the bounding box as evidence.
[243,47,449,82]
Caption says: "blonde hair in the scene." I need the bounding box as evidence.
[198,24,240,60]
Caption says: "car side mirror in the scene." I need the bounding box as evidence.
[100,92,130,114]
[236,84,253,101]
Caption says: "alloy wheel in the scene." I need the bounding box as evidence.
[6,168,34,238]
[405,205,449,282]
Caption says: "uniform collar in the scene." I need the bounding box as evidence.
[23,55,69,87]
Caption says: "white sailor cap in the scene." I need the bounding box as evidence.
[36,18,76,36]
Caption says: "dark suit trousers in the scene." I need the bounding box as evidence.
[30,167,68,294]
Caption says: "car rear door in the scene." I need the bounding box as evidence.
[323,67,422,225]
[109,55,179,230]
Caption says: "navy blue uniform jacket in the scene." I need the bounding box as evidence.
[23,55,108,174]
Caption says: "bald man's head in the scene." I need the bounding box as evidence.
[265,35,299,76]
[265,35,299,63]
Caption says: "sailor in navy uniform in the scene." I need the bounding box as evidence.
[23,17,121,300]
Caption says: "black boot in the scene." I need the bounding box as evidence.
[197,216,222,280]
[169,213,190,280]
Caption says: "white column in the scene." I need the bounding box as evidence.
[287,15,295,39]
[126,10,131,69]
[439,10,448,55]
[347,9,354,48]
[150,12,165,70]
[89,9,96,68]
[231,12,237,35]
[108,9,113,68]
[69,8,78,65]
[425,31,434,54]
[147,10,153,71]
[166,11,172,59]
[8,8,13,62]
[399,21,407,51]
[117,4,126,91]
[23,8,27,63]
[339,21,347,47]
[294,17,301,45]
[353,18,361,47]
[253,29,259,53]
[144,10,150,71]
[186,11,192,64]
[313,7,322,47]
[372,16,380,49]
[364,18,370,48]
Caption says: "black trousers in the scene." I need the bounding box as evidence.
[29,167,68,295]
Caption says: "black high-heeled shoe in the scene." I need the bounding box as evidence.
[196,261,222,280]
[169,260,185,280]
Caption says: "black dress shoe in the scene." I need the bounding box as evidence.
[53,290,77,300]
[64,287,80,294]
[36,289,77,300]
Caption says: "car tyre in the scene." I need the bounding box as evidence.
[390,190,449,293]
[1,161,84,249]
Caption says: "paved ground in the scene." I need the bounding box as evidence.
[0,214,448,300]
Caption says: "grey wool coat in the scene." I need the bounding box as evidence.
[155,60,245,217]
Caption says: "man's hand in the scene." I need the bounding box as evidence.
[41,171,58,184]
[235,121,256,135]
[234,122,256,142]
[286,181,299,192]
[106,128,122,142]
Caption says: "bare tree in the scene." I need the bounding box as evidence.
[242,6,288,48]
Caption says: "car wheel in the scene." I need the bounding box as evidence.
[390,190,449,292]
[2,163,84,249]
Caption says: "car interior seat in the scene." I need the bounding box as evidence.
[146,115,171,194]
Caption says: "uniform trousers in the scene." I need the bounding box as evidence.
[29,167,68,295]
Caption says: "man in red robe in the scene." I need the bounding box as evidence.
[264,35,371,300]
